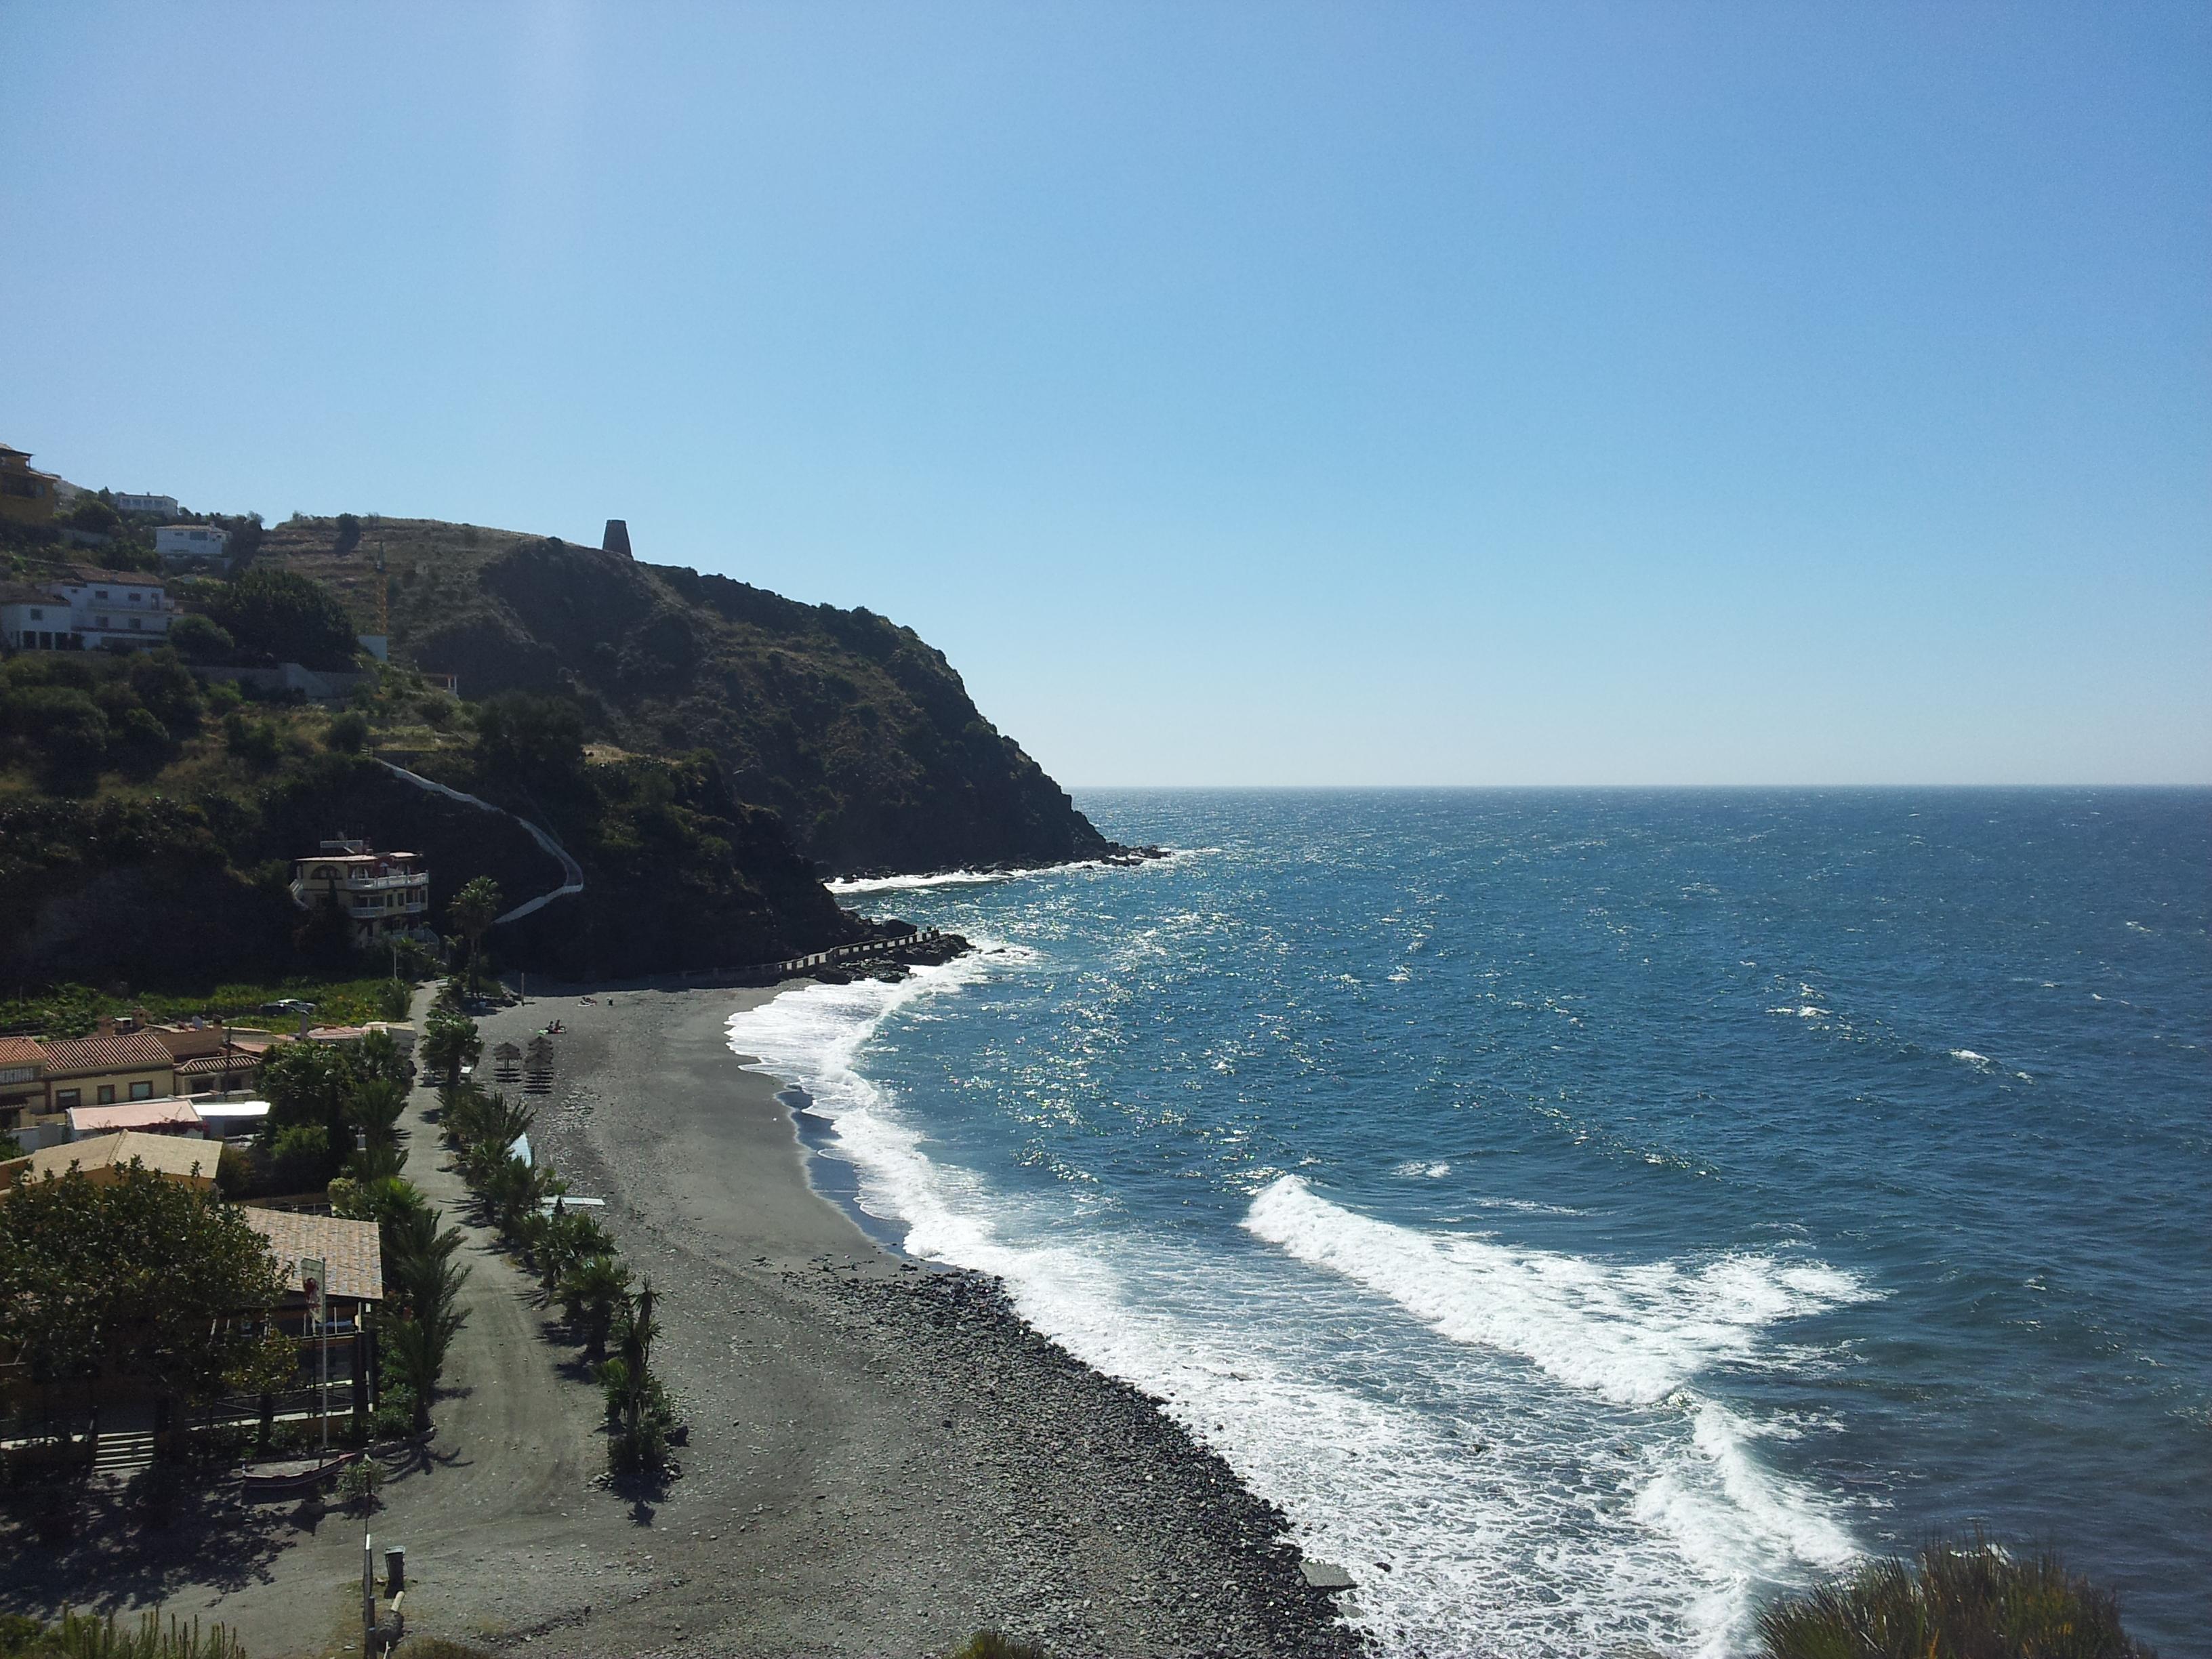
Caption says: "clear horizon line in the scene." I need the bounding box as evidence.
[1062,781,2212,792]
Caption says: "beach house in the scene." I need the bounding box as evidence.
[292,838,433,949]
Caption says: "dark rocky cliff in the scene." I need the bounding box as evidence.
[260,518,1109,876]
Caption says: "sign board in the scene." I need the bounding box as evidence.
[300,1256,327,1322]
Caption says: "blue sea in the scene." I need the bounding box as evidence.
[728,790,2211,1657]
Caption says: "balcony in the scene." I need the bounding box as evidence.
[334,872,428,893]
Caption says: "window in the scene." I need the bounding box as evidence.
[129,1081,155,1101]
[97,1085,117,1105]
[96,590,108,600]
[27,609,39,621]
[130,617,142,630]
[55,1089,80,1109]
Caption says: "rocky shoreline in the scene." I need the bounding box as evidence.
[791,1265,1366,1657]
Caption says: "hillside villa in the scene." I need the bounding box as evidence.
[0,444,61,527]
[0,563,176,653]
[292,838,434,949]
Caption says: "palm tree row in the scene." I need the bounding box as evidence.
[434,1061,679,1474]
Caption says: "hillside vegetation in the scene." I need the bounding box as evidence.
[253,514,1109,874]
[0,650,857,988]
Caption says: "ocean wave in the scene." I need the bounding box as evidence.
[1244,1175,1877,1409]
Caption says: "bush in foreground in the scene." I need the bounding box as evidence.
[0,1608,247,1658]
[1759,1535,2155,1659]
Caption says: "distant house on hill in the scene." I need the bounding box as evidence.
[112,493,180,518]
[0,444,60,527]
[0,565,176,653]
[0,582,66,653]
[155,523,231,570]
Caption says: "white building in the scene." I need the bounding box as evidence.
[0,582,68,652]
[113,493,181,518]
[155,523,231,569]
[0,567,176,653]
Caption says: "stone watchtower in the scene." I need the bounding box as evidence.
[602,520,632,559]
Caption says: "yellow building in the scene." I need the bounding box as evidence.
[0,444,61,527]
[34,1026,180,1123]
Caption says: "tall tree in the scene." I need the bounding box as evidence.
[421,1008,482,1090]
[0,1164,289,1457]
[449,877,503,997]
[200,568,361,671]
[260,1038,359,1144]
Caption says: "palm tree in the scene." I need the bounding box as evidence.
[382,1313,459,1434]
[421,1009,481,1091]
[347,1078,408,1153]
[449,877,503,998]
[482,1154,552,1244]
[558,1254,632,1359]
[535,1208,615,1294]
[385,1206,467,1303]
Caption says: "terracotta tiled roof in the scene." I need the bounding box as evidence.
[0,1038,43,1069]
[39,1029,175,1076]
[176,1050,261,1076]
[49,565,167,590]
[0,1130,217,1187]
[243,1209,383,1303]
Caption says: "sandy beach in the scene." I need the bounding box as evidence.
[0,975,1361,1658]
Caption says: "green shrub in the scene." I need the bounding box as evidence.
[11,1609,247,1659]
[1759,1535,2155,1659]
[213,1144,256,1198]
[326,710,369,754]
[220,710,282,768]
[268,1123,332,1191]
[335,1456,386,1510]
[371,1385,417,1441]
[167,613,234,663]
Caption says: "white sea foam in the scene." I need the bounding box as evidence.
[1244,1175,1875,1408]
[825,848,1200,895]
[1394,1159,1452,1179]
[726,976,1873,1658]
[1950,1049,1994,1069]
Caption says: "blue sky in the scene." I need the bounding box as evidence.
[4,3,2206,785]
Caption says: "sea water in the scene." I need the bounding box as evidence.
[729,790,2211,1657]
